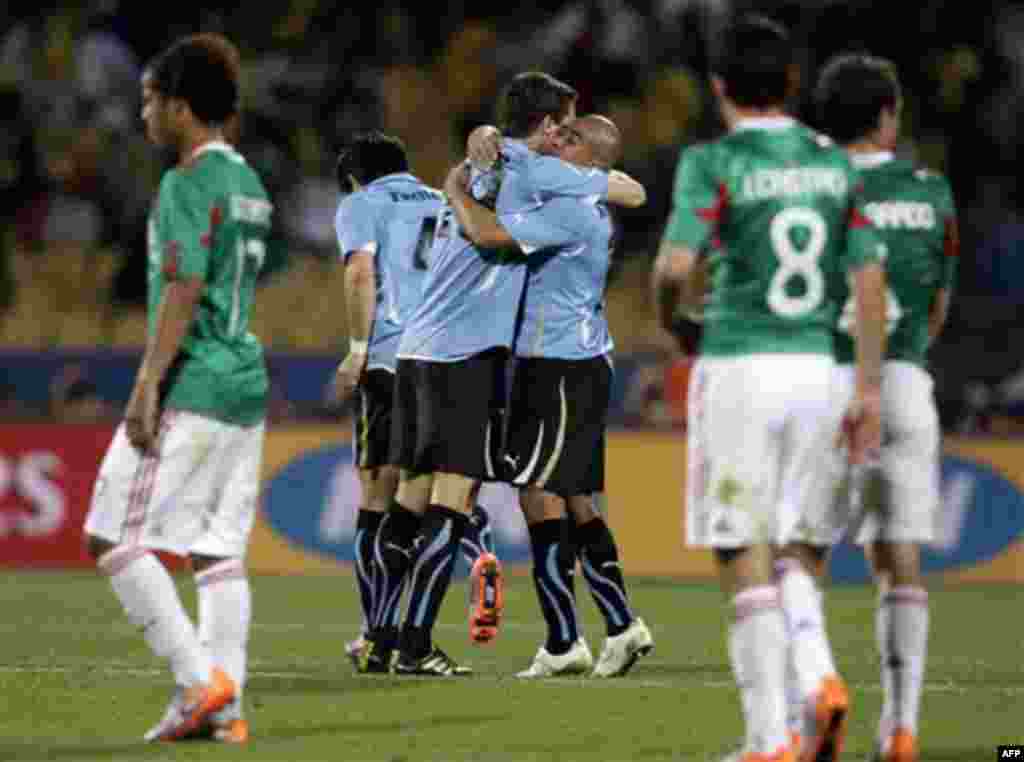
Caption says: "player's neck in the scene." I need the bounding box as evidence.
[726,104,789,130]
[845,137,893,155]
[178,126,228,166]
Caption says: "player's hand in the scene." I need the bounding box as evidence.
[467,125,501,168]
[840,388,882,466]
[332,351,366,405]
[124,379,159,455]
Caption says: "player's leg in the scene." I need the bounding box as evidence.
[861,362,938,762]
[83,412,233,741]
[348,370,399,665]
[394,471,475,674]
[515,487,591,677]
[369,360,431,669]
[690,357,791,761]
[394,349,507,674]
[570,493,654,677]
[775,356,849,762]
[187,418,265,744]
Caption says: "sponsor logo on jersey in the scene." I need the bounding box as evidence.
[864,201,936,230]
[263,444,531,567]
[829,455,1024,583]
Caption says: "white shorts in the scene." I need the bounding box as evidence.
[832,362,940,545]
[84,409,265,558]
[685,354,840,549]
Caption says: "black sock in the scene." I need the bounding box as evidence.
[573,517,633,637]
[459,504,495,568]
[529,518,580,656]
[372,500,421,640]
[400,505,469,659]
[354,509,384,635]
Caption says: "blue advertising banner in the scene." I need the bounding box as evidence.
[828,454,1024,583]
[262,443,532,571]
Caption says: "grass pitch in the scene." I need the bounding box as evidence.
[0,572,1019,761]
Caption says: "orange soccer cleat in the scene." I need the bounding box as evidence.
[211,718,250,744]
[800,675,849,762]
[468,552,504,644]
[877,728,917,762]
[145,667,237,743]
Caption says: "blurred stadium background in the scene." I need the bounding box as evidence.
[2,0,1024,429]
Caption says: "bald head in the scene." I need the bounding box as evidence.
[572,115,622,169]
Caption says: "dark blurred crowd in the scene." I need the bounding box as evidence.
[2,0,1024,430]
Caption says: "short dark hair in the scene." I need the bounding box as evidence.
[496,72,578,138]
[148,33,241,126]
[815,54,901,144]
[336,131,409,190]
[711,15,793,108]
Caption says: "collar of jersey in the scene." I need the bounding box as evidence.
[850,151,894,169]
[368,172,417,187]
[733,115,796,132]
[188,140,235,163]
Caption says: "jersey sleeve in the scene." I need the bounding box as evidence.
[937,179,959,289]
[499,197,588,254]
[525,156,609,199]
[160,173,219,281]
[663,145,726,252]
[334,194,377,262]
[841,182,886,273]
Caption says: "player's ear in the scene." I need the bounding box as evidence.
[710,76,727,101]
[785,63,802,101]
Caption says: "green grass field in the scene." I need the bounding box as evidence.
[0,572,1020,761]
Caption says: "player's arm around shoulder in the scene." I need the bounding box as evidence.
[444,161,518,250]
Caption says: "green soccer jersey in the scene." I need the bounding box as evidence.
[148,141,272,426]
[664,117,884,357]
[833,153,958,367]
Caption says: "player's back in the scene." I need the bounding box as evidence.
[151,143,272,425]
[515,195,615,359]
[336,174,443,370]
[834,156,956,367]
[397,141,535,362]
[690,120,868,357]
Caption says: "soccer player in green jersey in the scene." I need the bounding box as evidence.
[83,34,271,744]
[652,16,887,762]
[812,55,958,762]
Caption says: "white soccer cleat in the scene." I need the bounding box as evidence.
[515,638,593,678]
[591,617,654,678]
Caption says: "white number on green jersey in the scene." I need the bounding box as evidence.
[230,237,265,337]
[767,206,827,318]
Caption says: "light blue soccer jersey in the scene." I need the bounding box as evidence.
[500,193,615,359]
[397,140,609,362]
[334,173,443,371]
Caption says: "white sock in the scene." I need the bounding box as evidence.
[878,586,928,739]
[729,586,789,754]
[777,559,837,703]
[197,559,250,720]
[100,546,211,687]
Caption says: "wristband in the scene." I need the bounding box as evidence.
[349,339,368,355]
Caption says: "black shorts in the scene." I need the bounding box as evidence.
[505,354,612,498]
[389,347,508,480]
[353,369,396,470]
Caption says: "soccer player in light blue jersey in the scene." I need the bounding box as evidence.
[372,73,645,676]
[446,115,653,679]
[331,132,499,673]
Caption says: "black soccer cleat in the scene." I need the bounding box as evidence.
[393,647,473,676]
